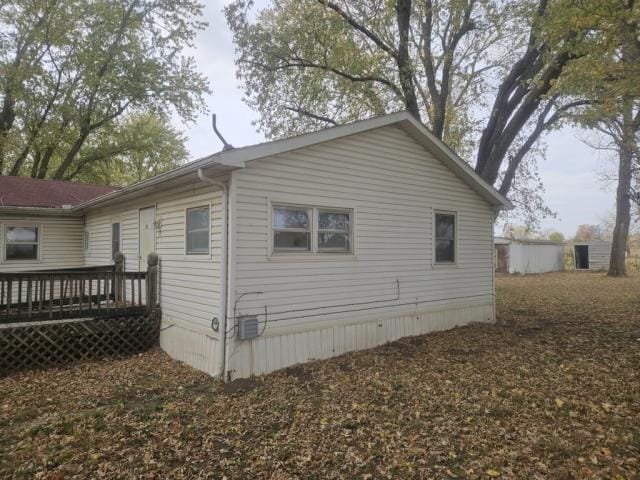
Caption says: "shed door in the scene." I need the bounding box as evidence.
[139,206,156,270]
[575,245,589,270]
[496,245,509,273]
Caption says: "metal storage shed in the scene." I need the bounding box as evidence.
[574,241,611,271]
[495,237,565,274]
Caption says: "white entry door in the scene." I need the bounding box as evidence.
[139,206,156,270]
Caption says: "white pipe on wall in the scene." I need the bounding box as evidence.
[197,168,229,379]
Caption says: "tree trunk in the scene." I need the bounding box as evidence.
[52,130,89,179]
[394,0,421,120]
[608,108,634,277]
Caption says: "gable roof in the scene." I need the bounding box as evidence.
[207,111,512,209]
[0,176,116,209]
[6,112,512,212]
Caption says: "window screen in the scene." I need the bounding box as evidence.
[272,206,311,251]
[111,223,120,259]
[435,213,455,263]
[186,206,210,254]
[5,226,39,260]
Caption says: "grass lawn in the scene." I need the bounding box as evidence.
[1,272,639,479]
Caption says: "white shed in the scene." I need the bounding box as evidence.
[1,112,512,380]
[574,241,611,271]
[494,237,565,274]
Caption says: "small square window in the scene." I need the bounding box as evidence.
[435,213,456,263]
[186,206,210,254]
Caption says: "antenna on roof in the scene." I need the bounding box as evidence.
[212,114,234,151]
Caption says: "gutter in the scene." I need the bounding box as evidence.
[0,205,80,216]
[197,168,229,380]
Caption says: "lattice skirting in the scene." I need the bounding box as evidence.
[0,309,161,376]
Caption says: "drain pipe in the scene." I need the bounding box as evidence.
[197,168,229,379]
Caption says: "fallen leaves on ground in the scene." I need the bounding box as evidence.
[1,272,639,479]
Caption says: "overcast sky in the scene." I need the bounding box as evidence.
[171,0,616,239]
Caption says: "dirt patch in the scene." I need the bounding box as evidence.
[222,377,259,395]
[283,365,313,383]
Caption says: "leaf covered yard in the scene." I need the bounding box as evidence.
[1,272,639,479]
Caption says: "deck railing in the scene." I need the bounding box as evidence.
[0,253,158,323]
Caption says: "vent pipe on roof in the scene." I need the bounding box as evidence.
[212,114,234,151]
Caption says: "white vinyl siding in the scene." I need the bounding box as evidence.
[83,180,225,374]
[0,215,83,272]
[227,124,495,378]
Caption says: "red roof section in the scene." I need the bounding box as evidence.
[0,176,116,209]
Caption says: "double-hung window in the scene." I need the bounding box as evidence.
[435,212,456,263]
[5,226,39,261]
[272,205,353,254]
[186,206,210,254]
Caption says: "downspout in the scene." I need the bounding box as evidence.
[198,168,229,379]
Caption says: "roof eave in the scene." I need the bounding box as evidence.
[75,161,240,211]
[0,206,81,216]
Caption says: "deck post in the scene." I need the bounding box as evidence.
[146,253,158,312]
[114,252,125,304]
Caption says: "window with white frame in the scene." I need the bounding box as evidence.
[186,206,210,254]
[111,222,120,259]
[5,226,39,261]
[435,212,456,263]
[272,205,353,254]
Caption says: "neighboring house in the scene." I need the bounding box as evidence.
[574,241,611,271]
[494,237,565,274]
[0,176,115,272]
[0,112,511,380]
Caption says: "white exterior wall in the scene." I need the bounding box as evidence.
[0,214,83,272]
[226,125,496,379]
[83,180,224,374]
[508,243,565,274]
[576,241,611,271]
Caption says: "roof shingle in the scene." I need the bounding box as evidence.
[0,176,116,209]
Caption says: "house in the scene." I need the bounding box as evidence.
[0,112,511,380]
[574,241,611,271]
[0,176,115,272]
[494,237,565,274]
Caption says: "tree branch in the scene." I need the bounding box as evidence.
[283,106,339,125]
[318,0,396,57]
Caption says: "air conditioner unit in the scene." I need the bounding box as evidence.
[238,315,259,341]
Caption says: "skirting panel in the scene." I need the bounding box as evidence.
[159,320,219,375]
[225,302,494,380]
